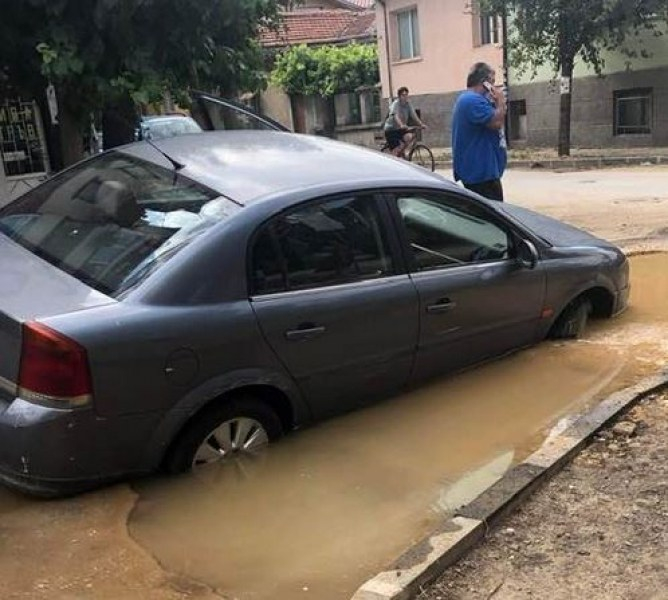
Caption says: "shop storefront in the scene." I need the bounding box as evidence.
[0,98,50,206]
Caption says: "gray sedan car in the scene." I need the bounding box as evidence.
[0,130,629,496]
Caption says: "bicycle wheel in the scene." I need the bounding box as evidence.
[408,143,435,171]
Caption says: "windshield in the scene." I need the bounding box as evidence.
[0,152,240,297]
[141,116,202,140]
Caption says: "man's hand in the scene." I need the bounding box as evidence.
[488,85,505,108]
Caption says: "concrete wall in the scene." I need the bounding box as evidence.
[335,123,382,148]
[376,0,503,98]
[381,90,459,148]
[509,66,668,148]
[259,85,294,130]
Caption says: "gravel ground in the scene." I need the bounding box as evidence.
[419,390,668,600]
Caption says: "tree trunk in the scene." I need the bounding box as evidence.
[558,63,573,157]
[102,95,137,150]
[59,106,84,167]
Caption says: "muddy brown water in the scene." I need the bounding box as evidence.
[4,255,666,600]
[0,254,668,600]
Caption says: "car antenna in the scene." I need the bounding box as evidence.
[144,137,185,172]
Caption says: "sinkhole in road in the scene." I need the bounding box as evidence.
[129,253,668,600]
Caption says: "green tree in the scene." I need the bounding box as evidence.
[480,0,667,155]
[271,43,379,96]
[0,0,284,166]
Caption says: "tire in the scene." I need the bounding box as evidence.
[408,143,435,171]
[163,396,283,474]
[549,297,592,340]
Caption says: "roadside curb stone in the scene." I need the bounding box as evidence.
[350,371,668,600]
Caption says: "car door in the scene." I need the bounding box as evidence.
[191,91,290,132]
[387,190,546,383]
[249,192,419,419]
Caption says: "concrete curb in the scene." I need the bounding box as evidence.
[351,371,668,600]
[433,155,666,171]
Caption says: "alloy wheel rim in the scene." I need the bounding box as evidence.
[192,417,269,467]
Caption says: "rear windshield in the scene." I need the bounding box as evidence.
[0,152,239,296]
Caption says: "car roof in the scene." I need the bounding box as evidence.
[119,130,452,205]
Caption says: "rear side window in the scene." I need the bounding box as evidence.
[0,152,236,296]
[251,195,393,295]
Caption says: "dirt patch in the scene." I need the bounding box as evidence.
[418,390,668,600]
[0,485,221,599]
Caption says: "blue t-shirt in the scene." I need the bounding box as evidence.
[451,90,507,184]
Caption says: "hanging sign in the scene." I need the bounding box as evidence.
[46,84,59,125]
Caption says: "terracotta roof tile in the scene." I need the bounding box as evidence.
[336,0,375,9]
[259,9,376,48]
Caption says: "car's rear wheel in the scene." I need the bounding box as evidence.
[550,297,592,339]
[164,396,283,474]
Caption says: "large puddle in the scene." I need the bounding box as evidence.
[125,253,668,599]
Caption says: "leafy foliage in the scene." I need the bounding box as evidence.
[477,0,666,154]
[479,0,667,77]
[1,0,284,123]
[271,43,379,96]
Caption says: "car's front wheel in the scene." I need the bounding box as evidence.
[164,396,283,474]
[550,297,592,339]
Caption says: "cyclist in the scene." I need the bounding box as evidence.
[383,87,426,158]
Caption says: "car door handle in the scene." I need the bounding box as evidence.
[284,324,326,341]
[426,299,457,314]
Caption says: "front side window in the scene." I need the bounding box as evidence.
[396,8,420,60]
[0,152,236,296]
[395,193,511,271]
[251,195,393,295]
[614,88,652,135]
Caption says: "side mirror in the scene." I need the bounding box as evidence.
[516,239,539,269]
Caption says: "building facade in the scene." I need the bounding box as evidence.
[259,0,379,145]
[507,28,668,148]
[375,0,504,148]
[377,0,668,149]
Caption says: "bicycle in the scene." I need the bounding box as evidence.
[379,126,435,172]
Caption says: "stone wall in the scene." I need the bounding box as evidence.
[509,67,668,148]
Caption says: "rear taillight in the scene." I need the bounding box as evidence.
[18,322,92,408]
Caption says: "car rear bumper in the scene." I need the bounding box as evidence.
[0,397,159,496]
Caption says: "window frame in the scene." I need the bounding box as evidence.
[478,14,500,45]
[247,192,401,298]
[613,88,652,136]
[383,189,519,274]
[394,7,421,61]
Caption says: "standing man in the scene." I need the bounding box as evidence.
[384,87,426,158]
[451,63,507,201]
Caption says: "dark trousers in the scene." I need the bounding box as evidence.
[464,179,504,202]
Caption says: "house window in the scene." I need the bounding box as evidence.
[478,14,500,45]
[614,88,652,135]
[396,8,420,60]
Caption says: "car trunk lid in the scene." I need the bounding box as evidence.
[0,236,113,392]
